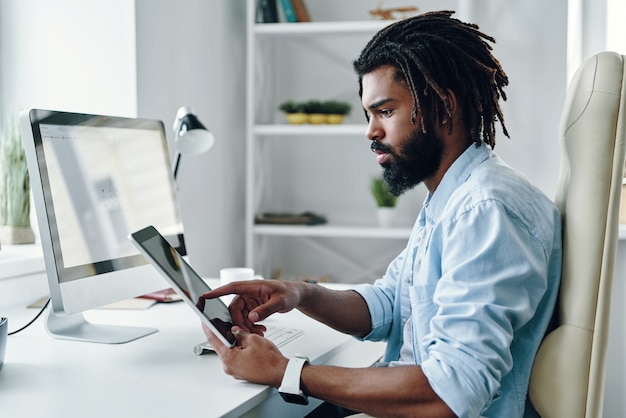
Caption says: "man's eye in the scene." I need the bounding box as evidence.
[380,109,393,117]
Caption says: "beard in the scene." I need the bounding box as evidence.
[371,127,444,196]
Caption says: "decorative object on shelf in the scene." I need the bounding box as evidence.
[278,100,352,125]
[0,115,35,245]
[370,177,398,227]
[278,0,297,22]
[322,100,352,124]
[278,101,307,124]
[369,1,419,21]
[291,0,311,22]
[376,207,396,228]
[247,0,413,280]
[269,0,311,23]
[256,0,279,23]
[255,211,326,226]
[302,100,326,124]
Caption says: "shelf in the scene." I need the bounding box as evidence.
[254,124,366,136]
[254,20,392,36]
[0,243,45,280]
[254,224,412,239]
[246,0,409,278]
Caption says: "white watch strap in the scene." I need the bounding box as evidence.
[279,355,309,394]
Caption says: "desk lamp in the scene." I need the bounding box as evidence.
[172,106,214,180]
[171,106,214,254]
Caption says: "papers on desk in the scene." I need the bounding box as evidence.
[27,288,183,311]
[100,298,157,310]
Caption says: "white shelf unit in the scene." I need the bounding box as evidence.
[245,1,412,282]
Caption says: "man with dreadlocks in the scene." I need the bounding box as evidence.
[202,11,562,418]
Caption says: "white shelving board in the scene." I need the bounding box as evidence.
[254,224,412,239]
[254,20,392,36]
[245,0,411,279]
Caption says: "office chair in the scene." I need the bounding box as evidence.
[527,51,626,417]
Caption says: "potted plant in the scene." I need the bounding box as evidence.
[322,100,352,124]
[0,116,35,245]
[370,176,398,227]
[301,100,326,124]
[278,100,307,124]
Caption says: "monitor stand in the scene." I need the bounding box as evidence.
[45,308,158,344]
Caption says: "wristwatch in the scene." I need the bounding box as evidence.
[278,354,310,405]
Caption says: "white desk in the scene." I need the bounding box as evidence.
[0,273,385,418]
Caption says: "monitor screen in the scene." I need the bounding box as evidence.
[21,109,183,343]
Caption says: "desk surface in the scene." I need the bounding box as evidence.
[0,275,385,418]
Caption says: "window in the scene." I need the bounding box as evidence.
[607,0,626,53]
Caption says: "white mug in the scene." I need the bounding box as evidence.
[220,267,255,286]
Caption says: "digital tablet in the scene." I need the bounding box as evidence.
[128,225,236,348]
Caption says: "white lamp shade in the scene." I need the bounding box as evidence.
[176,128,214,155]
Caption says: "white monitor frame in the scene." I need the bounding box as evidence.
[20,109,183,343]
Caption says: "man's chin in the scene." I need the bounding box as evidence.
[382,174,410,196]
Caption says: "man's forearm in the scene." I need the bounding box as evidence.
[295,282,372,337]
[299,364,456,418]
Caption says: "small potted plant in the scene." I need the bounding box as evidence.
[370,176,398,227]
[322,100,352,124]
[0,115,35,244]
[301,100,326,124]
[278,100,307,124]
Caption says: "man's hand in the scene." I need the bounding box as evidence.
[201,279,302,334]
[203,323,288,387]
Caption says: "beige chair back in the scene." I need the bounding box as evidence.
[528,51,626,417]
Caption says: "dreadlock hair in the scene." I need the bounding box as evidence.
[353,10,509,148]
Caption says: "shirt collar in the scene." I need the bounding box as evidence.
[421,144,493,225]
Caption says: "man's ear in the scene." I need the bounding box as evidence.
[443,89,458,124]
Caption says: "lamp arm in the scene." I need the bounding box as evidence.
[172,151,182,180]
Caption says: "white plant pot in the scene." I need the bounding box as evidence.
[0,225,35,245]
[376,207,396,227]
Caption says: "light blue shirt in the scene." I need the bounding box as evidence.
[354,144,562,418]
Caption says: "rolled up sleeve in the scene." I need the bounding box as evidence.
[353,246,406,343]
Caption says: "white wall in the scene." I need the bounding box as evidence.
[134,0,247,277]
[0,0,246,278]
[0,0,137,118]
[302,1,567,199]
[467,0,567,198]
[257,0,567,282]
[0,0,139,241]
[0,0,571,278]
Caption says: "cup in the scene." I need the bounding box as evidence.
[220,267,255,286]
[0,317,7,372]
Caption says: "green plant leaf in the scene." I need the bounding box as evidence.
[1,115,31,227]
[370,177,397,207]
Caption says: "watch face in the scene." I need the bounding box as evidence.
[280,391,309,405]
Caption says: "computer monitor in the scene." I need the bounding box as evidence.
[20,109,184,343]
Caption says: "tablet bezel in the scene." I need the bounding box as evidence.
[129,225,236,348]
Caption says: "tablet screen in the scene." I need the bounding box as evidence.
[129,226,235,347]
